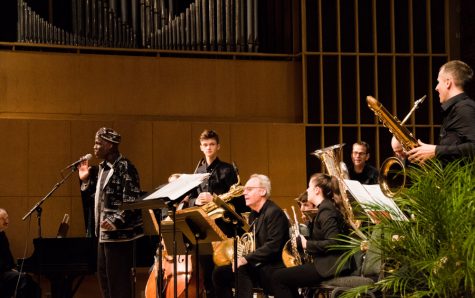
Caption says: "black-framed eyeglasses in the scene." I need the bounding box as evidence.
[243,186,264,192]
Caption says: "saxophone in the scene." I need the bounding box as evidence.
[201,179,244,220]
[366,96,418,151]
[282,206,311,267]
[366,96,420,197]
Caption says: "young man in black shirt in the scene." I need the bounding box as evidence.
[409,60,475,164]
[188,129,248,297]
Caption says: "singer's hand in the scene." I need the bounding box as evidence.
[195,192,213,205]
[78,160,90,182]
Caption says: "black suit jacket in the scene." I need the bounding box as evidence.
[0,232,15,273]
[306,198,352,278]
[245,199,289,267]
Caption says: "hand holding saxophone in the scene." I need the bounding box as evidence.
[407,140,437,164]
[299,235,307,250]
[195,191,213,205]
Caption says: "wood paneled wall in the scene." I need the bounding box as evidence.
[0,51,302,122]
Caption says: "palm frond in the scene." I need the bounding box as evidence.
[333,159,475,297]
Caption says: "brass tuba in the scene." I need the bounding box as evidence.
[366,95,423,197]
[312,143,363,235]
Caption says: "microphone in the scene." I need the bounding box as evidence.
[64,153,93,170]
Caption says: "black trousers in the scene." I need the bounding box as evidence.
[212,263,286,298]
[97,241,134,298]
[272,263,323,298]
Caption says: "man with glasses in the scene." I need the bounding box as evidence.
[348,141,379,184]
[212,174,289,297]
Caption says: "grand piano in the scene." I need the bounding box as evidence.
[18,236,159,298]
[18,237,96,298]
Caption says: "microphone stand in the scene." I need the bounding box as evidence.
[20,165,78,297]
[22,166,78,238]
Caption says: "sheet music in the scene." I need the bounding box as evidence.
[363,185,408,221]
[343,179,407,221]
[343,179,378,206]
[143,173,210,201]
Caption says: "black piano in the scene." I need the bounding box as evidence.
[18,237,97,298]
[18,236,158,298]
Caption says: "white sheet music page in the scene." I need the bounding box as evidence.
[343,179,378,207]
[343,179,407,221]
[143,173,210,201]
[363,184,408,221]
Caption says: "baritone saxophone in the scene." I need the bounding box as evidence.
[366,95,423,197]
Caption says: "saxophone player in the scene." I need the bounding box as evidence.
[187,129,248,297]
[212,174,289,298]
[272,174,354,298]
[408,60,475,164]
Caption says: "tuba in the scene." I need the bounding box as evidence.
[312,143,363,236]
[366,95,423,197]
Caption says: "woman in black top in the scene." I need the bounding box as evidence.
[272,173,353,298]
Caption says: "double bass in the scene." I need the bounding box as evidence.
[145,209,203,298]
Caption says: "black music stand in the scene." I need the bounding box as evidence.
[123,173,210,298]
[175,208,227,298]
[211,196,251,297]
[161,219,194,298]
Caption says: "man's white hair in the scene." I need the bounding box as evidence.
[249,174,271,198]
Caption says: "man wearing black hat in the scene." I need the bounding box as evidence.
[78,127,143,298]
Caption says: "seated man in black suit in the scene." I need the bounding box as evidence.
[0,208,41,298]
[212,174,289,297]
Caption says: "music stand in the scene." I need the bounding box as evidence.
[211,195,251,297]
[175,207,227,298]
[161,220,190,255]
[175,208,227,247]
[122,173,210,298]
[141,173,210,202]
[212,196,250,233]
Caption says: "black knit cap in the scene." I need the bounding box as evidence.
[96,127,121,144]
